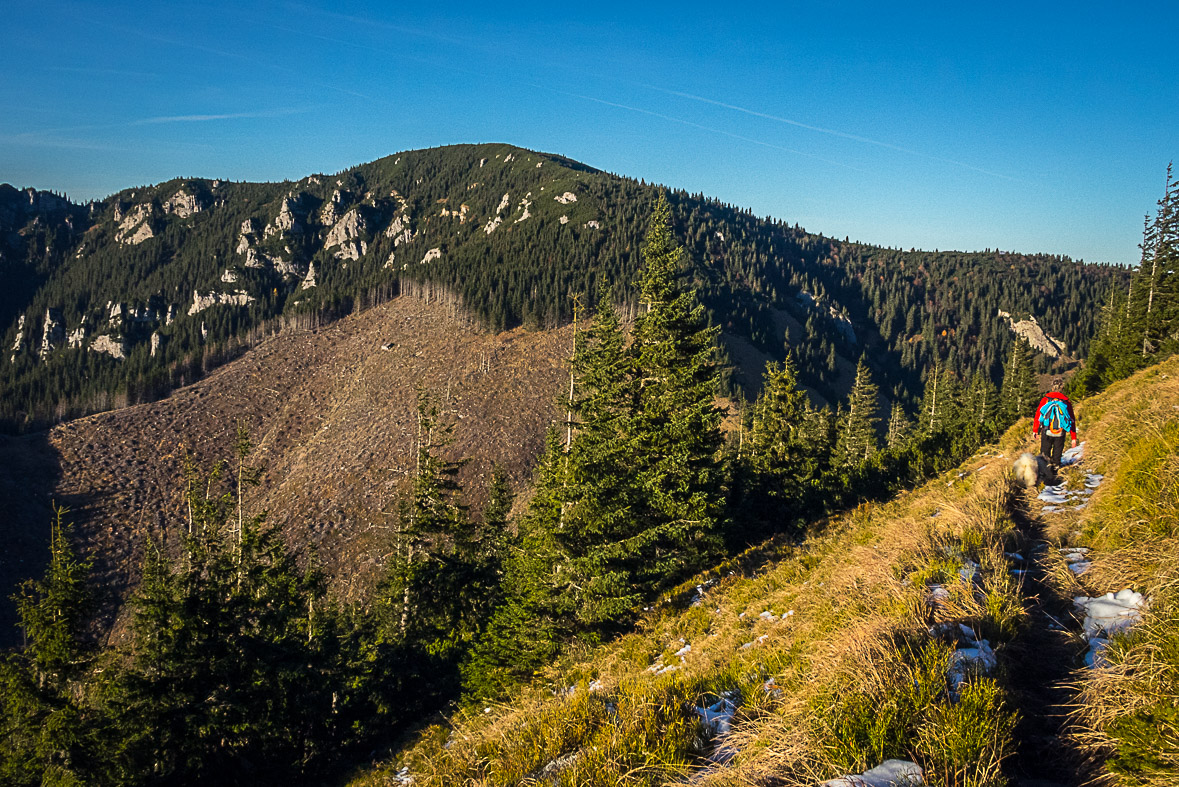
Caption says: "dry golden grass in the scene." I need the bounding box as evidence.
[354,356,1179,787]
[354,450,1031,786]
[1015,355,1179,787]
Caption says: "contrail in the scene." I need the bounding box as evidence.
[544,88,868,173]
[134,108,312,125]
[647,86,1018,181]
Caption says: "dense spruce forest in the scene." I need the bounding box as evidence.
[1,143,1125,432]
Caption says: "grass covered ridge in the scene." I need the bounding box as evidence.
[355,356,1179,786]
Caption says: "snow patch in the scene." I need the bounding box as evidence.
[823,759,925,786]
[1075,589,1146,639]
[693,693,738,765]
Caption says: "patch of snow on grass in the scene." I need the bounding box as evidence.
[1075,589,1146,639]
[948,638,997,692]
[823,758,925,786]
[693,693,739,765]
[1039,485,1070,504]
[1061,442,1085,466]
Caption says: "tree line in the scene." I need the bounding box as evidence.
[1073,162,1179,394]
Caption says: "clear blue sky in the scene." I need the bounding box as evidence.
[2,1,1176,265]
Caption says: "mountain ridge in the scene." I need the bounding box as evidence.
[1,143,1126,433]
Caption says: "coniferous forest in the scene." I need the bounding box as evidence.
[1,144,1125,433]
[4,150,1177,785]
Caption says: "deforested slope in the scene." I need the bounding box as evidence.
[359,355,1179,786]
[0,295,572,640]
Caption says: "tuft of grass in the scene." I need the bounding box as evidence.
[810,637,953,775]
[917,678,1018,787]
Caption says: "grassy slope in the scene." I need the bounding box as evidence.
[353,355,1179,786]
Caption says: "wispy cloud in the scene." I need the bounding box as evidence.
[281,2,473,48]
[133,107,313,125]
[43,65,161,80]
[648,86,1018,181]
[544,88,868,173]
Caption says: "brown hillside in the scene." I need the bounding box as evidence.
[0,296,573,641]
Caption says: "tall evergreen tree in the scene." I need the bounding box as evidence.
[378,394,479,656]
[886,401,913,449]
[737,355,818,533]
[0,506,95,786]
[614,192,725,602]
[104,450,340,784]
[964,370,1000,434]
[999,339,1037,425]
[462,429,571,698]
[834,357,880,468]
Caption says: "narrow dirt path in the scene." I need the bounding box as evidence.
[1002,487,1095,787]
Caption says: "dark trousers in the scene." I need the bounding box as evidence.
[1041,433,1065,469]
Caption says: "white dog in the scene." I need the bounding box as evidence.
[1012,452,1051,487]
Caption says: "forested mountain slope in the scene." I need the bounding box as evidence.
[1,144,1125,431]
[357,354,1179,787]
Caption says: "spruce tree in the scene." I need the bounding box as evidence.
[886,401,913,449]
[999,339,1037,425]
[738,356,817,533]
[964,371,1000,434]
[378,395,477,655]
[102,438,351,784]
[617,192,725,603]
[834,357,880,470]
[462,429,571,698]
[0,506,95,786]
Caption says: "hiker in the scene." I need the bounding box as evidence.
[1032,377,1077,472]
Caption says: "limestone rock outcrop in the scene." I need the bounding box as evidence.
[440,203,469,223]
[115,203,156,245]
[68,321,87,348]
[998,310,1068,358]
[163,189,202,218]
[265,197,304,237]
[40,308,64,358]
[10,315,24,362]
[91,334,126,360]
[189,289,256,316]
[385,214,414,246]
[325,208,367,249]
[319,189,345,226]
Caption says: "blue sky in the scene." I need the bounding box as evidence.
[2,1,1176,265]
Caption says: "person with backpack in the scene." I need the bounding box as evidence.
[1032,377,1077,472]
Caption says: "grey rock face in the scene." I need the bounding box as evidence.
[163,189,202,218]
[998,310,1067,358]
[91,334,126,360]
[40,308,65,358]
[188,289,256,316]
